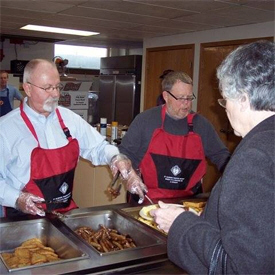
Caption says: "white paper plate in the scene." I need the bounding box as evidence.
[139,204,159,221]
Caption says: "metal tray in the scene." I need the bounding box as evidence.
[120,206,166,235]
[0,218,88,272]
[61,210,166,256]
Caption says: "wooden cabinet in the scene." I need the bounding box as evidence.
[73,158,126,208]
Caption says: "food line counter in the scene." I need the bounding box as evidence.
[0,202,186,275]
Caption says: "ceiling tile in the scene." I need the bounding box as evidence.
[177,13,252,27]
[79,0,197,18]
[124,0,238,13]
[0,7,54,20]
[0,0,75,13]
[60,6,166,24]
[212,5,274,21]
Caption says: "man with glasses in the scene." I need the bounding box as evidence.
[119,71,230,201]
[0,59,146,217]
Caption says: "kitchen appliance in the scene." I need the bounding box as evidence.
[98,55,142,126]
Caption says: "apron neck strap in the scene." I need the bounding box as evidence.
[55,108,72,141]
[161,105,166,129]
[161,105,196,132]
[20,102,40,146]
[187,113,196,132]
[20,104,73,144]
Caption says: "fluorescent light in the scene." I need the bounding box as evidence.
[21,25,99,36]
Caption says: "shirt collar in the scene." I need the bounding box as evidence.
[23,97,56,122]
[1,85,9,92]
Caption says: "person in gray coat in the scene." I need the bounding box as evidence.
[150,40,275,274]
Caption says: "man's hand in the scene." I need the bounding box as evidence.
[110,154,147,203]
[16,192,45,216]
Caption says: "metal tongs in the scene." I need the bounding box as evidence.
[144,194,154,205]
[107,171,122,199]
[45,210,68,219]
[38,200,68,219]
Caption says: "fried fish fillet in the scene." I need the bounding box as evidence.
[1,238,61,269]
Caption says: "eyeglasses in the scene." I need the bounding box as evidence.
[166,90,196,102]
[27,82,64,93]
[218,98,227,108]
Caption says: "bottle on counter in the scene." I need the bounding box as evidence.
[111,121,118,144]
[100,118,107,137]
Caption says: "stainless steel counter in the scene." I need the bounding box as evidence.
[0,202,186,275]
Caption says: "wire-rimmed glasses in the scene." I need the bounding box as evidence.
[218,98,227,108]
[27,82,64,93]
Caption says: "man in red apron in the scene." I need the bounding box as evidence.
[0,59,146,217]
[139,106,206,199]
[119,71,230,201]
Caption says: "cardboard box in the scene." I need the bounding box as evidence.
[58,81,94,110]
[59,91,88,110]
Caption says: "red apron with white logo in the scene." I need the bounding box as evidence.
[139,105,206,199]
[5,104,79,217]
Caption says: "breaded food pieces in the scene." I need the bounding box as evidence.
[1,238,61,269]
[31,253,47,265]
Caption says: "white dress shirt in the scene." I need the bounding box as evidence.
[0,98,119,208]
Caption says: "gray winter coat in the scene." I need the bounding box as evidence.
[168,115,275,274]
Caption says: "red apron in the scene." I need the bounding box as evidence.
[139,105,206,199]
[5,104,79,217]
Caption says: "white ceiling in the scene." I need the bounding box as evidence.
[1,0,274,49]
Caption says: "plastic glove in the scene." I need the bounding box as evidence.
[125,168,148,203]
[109,154,131,178]
[109,154,147,203]
[16,192,45,216]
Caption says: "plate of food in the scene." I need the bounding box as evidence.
[183,201,206,215]
[139,204,159,221]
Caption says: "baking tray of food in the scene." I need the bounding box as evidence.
[0,218,88,272]
[61,209,166,256]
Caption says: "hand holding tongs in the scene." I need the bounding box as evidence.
[107,171,122,199]
[38,200,68,218]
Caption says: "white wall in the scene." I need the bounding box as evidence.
[1,40,54,70]
[1,39,143,71]
[141,21,274,111]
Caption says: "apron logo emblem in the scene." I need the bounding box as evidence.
[171,165,181,176]
[59,182,69,194]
